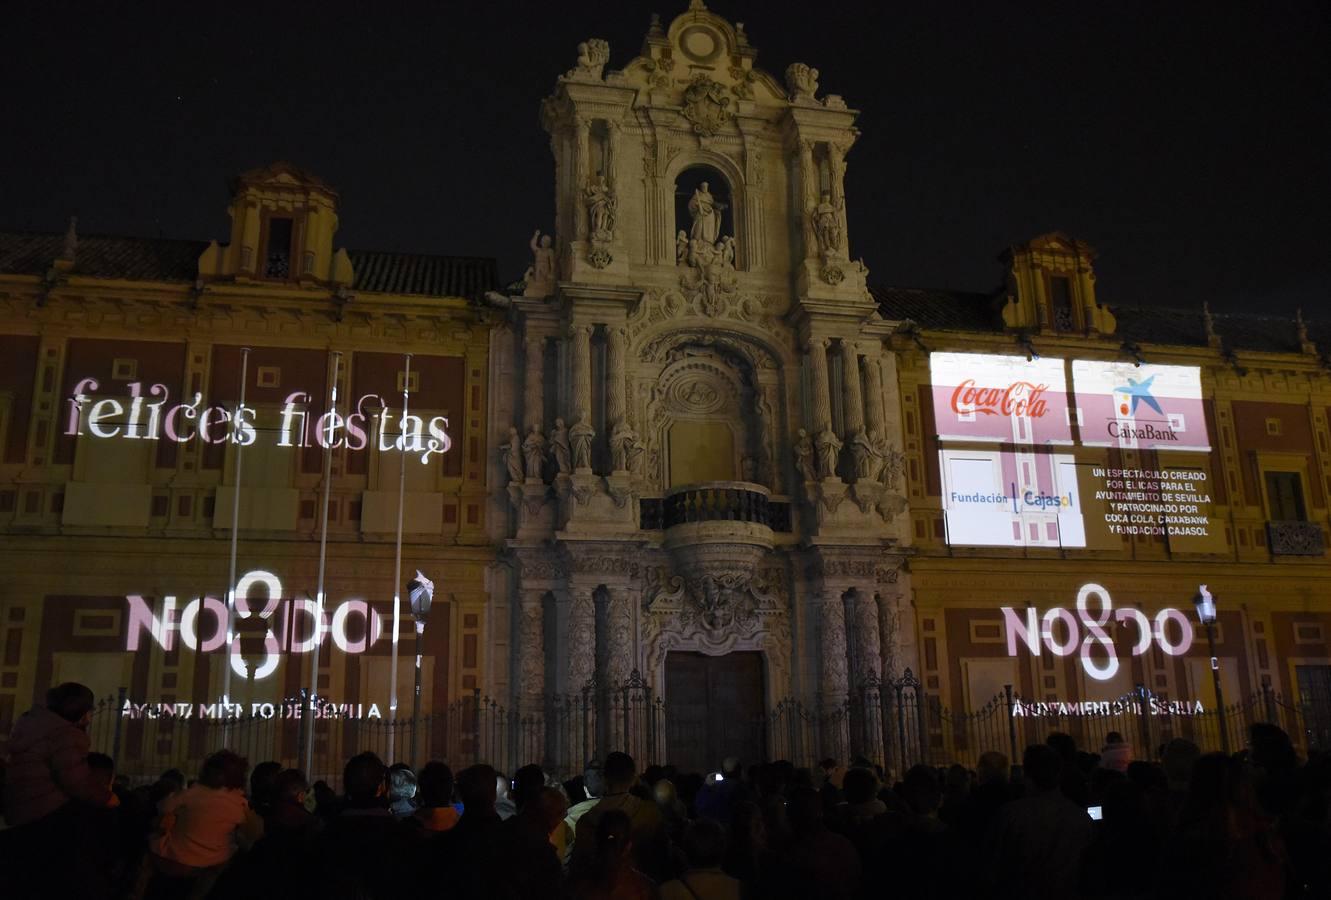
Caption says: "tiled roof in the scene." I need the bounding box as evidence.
[0,230,206,282]
[347,249,498,299]
[0,230,499,300]
[1113,306,1310,354]
[871,286,1002,332]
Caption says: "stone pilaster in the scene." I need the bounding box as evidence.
[571,324,593,426]
[847,588,882,686]
[807,337,832,434]
[574,118,590,241]
[818,589,851,756]
[606,326,627,428]
[841,340,864,437]
[861,345,885,437]
[523,331,544,432]
[567,588,597,694]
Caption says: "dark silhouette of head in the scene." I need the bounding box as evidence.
[276,768,309,804]
[1045,732,1077,763]
[87,752,115,787]
[1023,744,1063,792]
[343,752,387,808]
[457,764,499,815]
[417,762,455,808]
[842,767,880,805]
[976,751,1009,786]
[46,682,96,725]
[604,752,636,792]
[199,750,249,790]
[787,786,823,833]
[250,760,282,808]
[513,763,546,810]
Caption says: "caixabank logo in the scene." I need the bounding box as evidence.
[1072,362,1211,452]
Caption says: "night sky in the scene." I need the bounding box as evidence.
[4,1,1328,313]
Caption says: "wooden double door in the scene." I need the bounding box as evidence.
[664,651,766,774]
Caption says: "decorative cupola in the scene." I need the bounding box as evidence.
[197,161,353,287]
[998,232,1115,335]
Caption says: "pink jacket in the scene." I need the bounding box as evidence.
[2,705,112,826]
[151,784,263,868]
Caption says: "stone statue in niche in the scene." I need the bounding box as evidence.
[716,236,735,269]
[584,177,617,243]
[548,418,571,474]
[570,417,595,471]
[524,230,555,295]
[811,191,844,256]
[522,424,546,480]
[610,420,637,472]
[675,231,690,266]
[502,427,524,483]
[815,427,843,480]
[785,62,820,103]
[689,183,722,246]
[567,38,610,81]
[794,429,817,481]
[740,456,756,482]
[849,430,875,479]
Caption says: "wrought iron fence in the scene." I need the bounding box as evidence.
[87,675,1330,789]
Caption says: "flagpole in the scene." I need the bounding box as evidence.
[221,348,250,719]
[304,350,341,775]
[387,353,412,764]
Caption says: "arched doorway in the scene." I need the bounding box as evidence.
[664,650,766,773]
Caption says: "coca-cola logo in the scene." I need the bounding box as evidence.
[950,379,1050,418]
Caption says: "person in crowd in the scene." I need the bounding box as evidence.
[1098,730,1133,773]
[424,763,506,899]
[1045,731,1090,807]
[1163,751,1290,900]
[264,769,319,839]
[512,762,548,811]
[654,777,689,845]
[696,757,748,823]
[387,763,418,818]
[2,682,114,830]
[983,743,1094,900]
[145,749,263,900]
[567,760,604,832]
[312,752,411,900]
[247,760,282,819]
[723,800,779,898]
[774,786,860,900]
[310,779,338,819]
[413,761,459,832]
[660,817,741,900]
[835,766,886,827]
[570,809,657,900]
[572,751,671,882]
[495,785,568,899]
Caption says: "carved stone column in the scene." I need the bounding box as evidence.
[524,331,544,432]
[574,117,590,241]
[861,345,886,437]
[847,588,882,687]
[841,341,864,437]
[807,337,832,434]
[798,139,818,257]
[606,326,627,428]
[606,121,620,191]
[567,589,597,694]
[571,324,593,426]
[818,589,850,756]
[830,142,850,254]
[516,589,546,761]
[877,588,918,681]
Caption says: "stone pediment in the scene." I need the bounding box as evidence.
[612,3,792,110]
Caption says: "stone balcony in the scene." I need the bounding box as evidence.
[1267,520,1326,557]
[660,481,776,581]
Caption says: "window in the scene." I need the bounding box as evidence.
[111,358,138,381]
[1265,470,1306,521]
[265,217,294,278]
[1048,276,1074,332]
[256,366,281,389]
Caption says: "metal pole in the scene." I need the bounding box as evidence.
[412,621,424,768]
[1005,683,1019,763]
[388,353,412,764]
[303,350,341,775]
[1207,621,1231,753]
[221,348,251,708]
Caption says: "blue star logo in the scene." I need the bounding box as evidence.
[1115,375,1163,416]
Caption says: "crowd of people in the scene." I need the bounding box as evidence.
[2,682,1329,899]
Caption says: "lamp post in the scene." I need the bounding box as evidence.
[1193,584,1230,754]
[408,570,434,769]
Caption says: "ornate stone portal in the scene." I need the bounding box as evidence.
[493,2,916,767]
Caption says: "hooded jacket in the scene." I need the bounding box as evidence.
[2,704,111,826]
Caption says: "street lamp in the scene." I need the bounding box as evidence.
[408,570,434,769]
[1192,584,1230,754]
